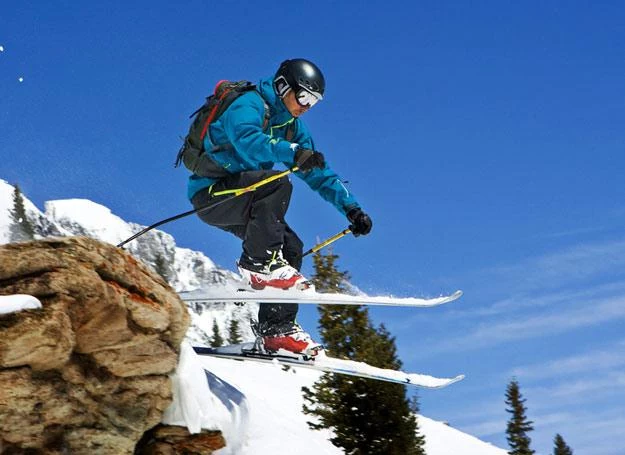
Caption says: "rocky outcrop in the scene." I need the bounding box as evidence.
[136,425,226,455]
[0,237,205,454]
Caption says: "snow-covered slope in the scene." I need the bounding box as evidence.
[419,415,507,455]
[201,355,340,455]
[198,354,507,455]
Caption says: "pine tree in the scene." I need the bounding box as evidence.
[409,395,427,450]
[553,434,573,455]
[228,317,242,344]
[302,250,426,455]
[9,184,35,242]
[505,379,535,455]
[210,319,224,347]
[309,247,350,293]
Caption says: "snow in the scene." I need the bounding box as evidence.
[198,353,341,455]
[0,180,13,243]
[44,199,134,245]
[0,179,52,243]
[181,351,505,455]
[420,415,507,455]
[310,351,463,388]
[172,247,218,291]
[162,343,249,453]
[0,294,42,315]
[185,301,257,346]
[163,342,340,454]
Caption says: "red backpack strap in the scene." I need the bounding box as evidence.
[199,83,237,141]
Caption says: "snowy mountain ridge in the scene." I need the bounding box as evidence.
[0,178,258,344]
[0,178,507,454]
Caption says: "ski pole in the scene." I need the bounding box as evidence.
[211,167,297,197]
[303,228,352,257]
[117,167,298,248]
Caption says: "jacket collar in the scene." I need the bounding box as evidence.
[258,77,293,124]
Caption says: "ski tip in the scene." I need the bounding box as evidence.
[435,290,463,305]
[452,374,466,383]
[439,290,463,304]
[435,374,465,388]
[411,373,465,389]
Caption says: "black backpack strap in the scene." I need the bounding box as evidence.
[255,90,271,133]
[285,119,297,142]
[210,143,234,153]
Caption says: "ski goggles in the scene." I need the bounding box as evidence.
[295,88,322,108]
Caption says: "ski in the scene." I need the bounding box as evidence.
[180,287,463,308]
[193,343,464,389]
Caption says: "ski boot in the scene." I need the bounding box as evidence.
[251,321,323,359]
[237,252,313,291]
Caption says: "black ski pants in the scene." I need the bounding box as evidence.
[191,170,303,335]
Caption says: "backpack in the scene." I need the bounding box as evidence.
[174,80,294,178]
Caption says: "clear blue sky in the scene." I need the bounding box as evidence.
[2,1,625,452]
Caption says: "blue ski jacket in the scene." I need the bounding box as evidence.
[187,77,359,215]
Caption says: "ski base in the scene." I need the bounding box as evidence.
[181,287,463,308]
[194,343,464,389]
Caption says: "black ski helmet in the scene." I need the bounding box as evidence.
[273,58,325,100]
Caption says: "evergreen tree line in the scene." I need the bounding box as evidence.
[506,379,574,455]
[304,250,575,455]
[209,316,242,347]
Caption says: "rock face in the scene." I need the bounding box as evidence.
[0,237,194,454]
[136,425,227,455]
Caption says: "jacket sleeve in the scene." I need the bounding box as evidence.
[221,93,296,164]
[284,120,360,215]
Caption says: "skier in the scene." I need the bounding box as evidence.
[187,58,372,356]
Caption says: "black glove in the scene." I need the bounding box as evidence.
[295,148,326,172]
[347,208,372,237]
